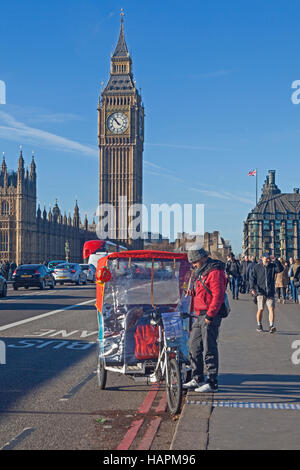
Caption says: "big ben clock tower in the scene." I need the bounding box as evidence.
[98,11,144,248]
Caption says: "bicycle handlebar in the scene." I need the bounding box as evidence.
[150,310,197,325]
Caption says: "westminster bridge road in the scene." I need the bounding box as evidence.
[1,284,300,451]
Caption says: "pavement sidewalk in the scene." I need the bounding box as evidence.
[171,295,300,450]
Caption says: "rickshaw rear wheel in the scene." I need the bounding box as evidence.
[97,358,107,390]
[166,358,182,415]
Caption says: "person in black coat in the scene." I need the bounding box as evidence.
[240,256,251,293]
[226,253,241,300]
[246,255,257,286]
[250,253,283,333]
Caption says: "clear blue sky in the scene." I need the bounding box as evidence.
[1,0,300,253]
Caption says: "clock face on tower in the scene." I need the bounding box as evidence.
[107,112,128,134]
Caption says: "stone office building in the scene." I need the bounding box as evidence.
[0,149,97,265]
[243,170,300,260]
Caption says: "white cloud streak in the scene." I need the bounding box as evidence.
[144,160,254,205]
[0,110,98,157]
[0,110,253,205]
[145,142,231,152]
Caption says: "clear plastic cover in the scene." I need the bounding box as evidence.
[98,258,191,366]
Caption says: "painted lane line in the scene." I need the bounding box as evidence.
[116,419,144,451]
[1,427,35,450]
[1,290,59,301]
[136,417,162,450]
[0,298,96,332]
[138,383,160,414]
[60,371,96,401]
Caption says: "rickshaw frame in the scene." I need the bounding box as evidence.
[95,250,192,414]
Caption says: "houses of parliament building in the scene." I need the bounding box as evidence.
[0,148,96,265]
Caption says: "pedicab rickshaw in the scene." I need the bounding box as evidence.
[95,250,193,415]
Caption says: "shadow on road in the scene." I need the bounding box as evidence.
[217,373,300,402]
[0,336,97,419]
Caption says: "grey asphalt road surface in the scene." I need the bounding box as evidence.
[0,284,176,450]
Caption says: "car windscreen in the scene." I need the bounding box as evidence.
[56,264,76,270]
[48,261,64,268]
[16,266,40,274]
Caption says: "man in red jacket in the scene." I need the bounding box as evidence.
[183,246,227,392]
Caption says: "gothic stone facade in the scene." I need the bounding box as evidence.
[98,16,144,249]
[243,170,300,259]
[0,150,97,265]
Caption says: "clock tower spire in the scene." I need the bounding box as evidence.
[98,11,144,248]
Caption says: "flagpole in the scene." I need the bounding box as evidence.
[256,168,258,205]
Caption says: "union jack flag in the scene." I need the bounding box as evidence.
[248,170,256,176]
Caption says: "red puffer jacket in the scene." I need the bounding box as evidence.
[192,259,227,319]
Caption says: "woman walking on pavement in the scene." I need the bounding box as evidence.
[288,258,298,303]
[292,259,300,304]
[275,259,289,303]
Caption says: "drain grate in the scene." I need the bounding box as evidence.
[186,400,300,410]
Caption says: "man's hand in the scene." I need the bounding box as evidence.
[251,289,256,296]
[205,317,211,325]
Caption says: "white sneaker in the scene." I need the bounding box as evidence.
[182,378,202,389]
[195,382,218,393]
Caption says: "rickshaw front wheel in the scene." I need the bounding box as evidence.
[166,358,182,415]
[97,357,107,390]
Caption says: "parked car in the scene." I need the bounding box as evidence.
[12,264,55,290]
[0,273,7,297]
[79,264,96,283]
[53,263,87,285]
[47,260,66,273]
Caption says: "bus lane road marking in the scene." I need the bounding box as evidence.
[0,298,96,332]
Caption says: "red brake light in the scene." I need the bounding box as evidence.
[71,270,76,273]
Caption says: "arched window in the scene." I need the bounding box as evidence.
[1,201,9,215]
[0,231,8,251]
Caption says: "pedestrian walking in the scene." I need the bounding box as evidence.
[226,253,241,300]
[246,255,257,285]
[275,259,289,303]
[288,258,298,303]
[250,253,283,333]
[8,261,17,280]
[292,259,300,304]
[183,245,227,393]
[240,255,251,293]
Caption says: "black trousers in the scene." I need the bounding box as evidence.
[276,287,287,299]
[188,314,222,383]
